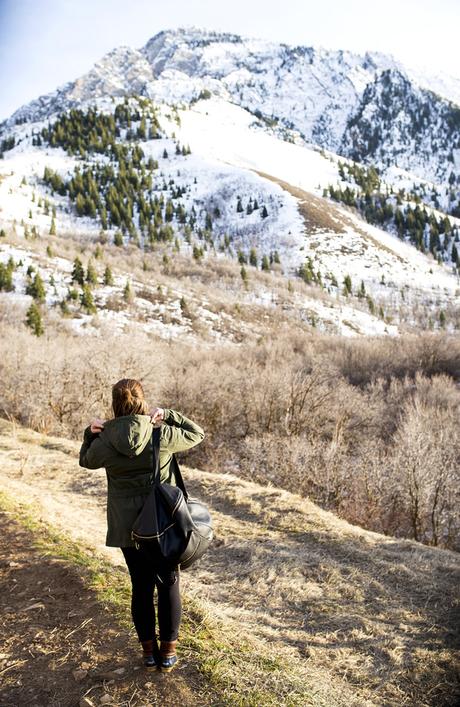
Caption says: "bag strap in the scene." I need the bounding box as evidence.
[151,426,189,501]
[151,426,161,484]
[170,455,189,501]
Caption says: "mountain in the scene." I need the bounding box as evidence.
[0,27,459,340]
[5,28,460,185]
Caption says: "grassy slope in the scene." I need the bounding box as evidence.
[0,418,459,706]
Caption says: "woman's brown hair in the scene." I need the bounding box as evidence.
[112,378,149,417]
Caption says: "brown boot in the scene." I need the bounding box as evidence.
[141,639,159,670]
[159,640,178,672]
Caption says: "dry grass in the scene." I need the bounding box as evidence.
[0,420,458,706]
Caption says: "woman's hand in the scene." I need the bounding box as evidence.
[90,418,105,434]
[149,407,164,427]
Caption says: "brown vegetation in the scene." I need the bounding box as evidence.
[1,305,459,550]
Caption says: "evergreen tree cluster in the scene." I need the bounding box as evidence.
[67,256,103,314]
[40,105,205,247]
[328,162,460,266]
[236,195,268,218]
[298,257,323,286]
[0,257,15,291]
[388,171,460,219]
[237,248,280,270]
[343,69,460,184]
[40,99,162,157]
[25,268,46,302]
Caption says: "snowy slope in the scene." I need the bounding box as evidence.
[1,94,458,332]
[174,98,459,299]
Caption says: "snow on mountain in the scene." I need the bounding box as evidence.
[0,27,459,338]
[4,27,459,186]
[341,69,460,183]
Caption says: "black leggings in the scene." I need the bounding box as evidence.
[121,546,181,643]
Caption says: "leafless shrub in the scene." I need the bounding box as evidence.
[103,295,126,312]
[1,310,459,549]
[326,332,460,386]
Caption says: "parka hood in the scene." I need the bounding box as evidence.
[101,415,153,457]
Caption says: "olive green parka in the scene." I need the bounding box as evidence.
[79,409,205,547]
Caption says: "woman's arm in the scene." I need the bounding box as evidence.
[156,408,205,453]
[79,420,105,469]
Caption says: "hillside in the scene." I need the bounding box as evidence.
[1,27,459,336]
[0,419,459,706]
[1,95,458,336]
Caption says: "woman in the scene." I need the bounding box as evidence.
[79,378,205,672]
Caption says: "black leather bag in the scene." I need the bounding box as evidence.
[131,427,213,570]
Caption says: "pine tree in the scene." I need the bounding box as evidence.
[358,280,366,298]
[165,200,174,222]
[193,245,203,261]
[86,260,98,285]
[103,265,113,286]
[343,274,352,296]
[240,266,248,286]
[249,248,258,267]
[236,197,243,213]
[76,193,85,216]
[261,205,268,219]
[0,262,14,291]
[26,272,46,302]
[49,218,56,235]
[114,231,123,247]
[179,296,190,316]
[71,257,85,285]
[261,255,270,271]
[439,310,446,328]
[163,148,168,159]
[80,284,96,314]
[237,250,247,265]
[123,279,133,303]
[25,303,44,336]
[100,206,108,230]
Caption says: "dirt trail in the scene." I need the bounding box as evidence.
[1,420,459,706]
[0,514,210,707]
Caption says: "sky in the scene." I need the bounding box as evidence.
[1,0,459,120]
